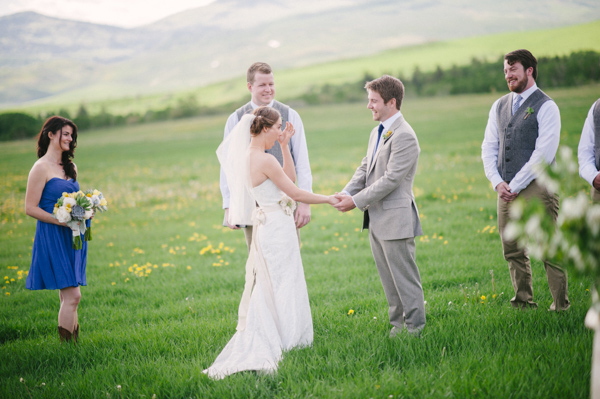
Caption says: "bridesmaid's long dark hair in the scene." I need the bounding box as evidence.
[37,116,78,181]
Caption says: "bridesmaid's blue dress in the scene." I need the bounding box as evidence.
[26,178,88,290]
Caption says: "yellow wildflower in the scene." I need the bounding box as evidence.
[348,309,354,315]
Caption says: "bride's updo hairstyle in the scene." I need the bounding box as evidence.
[250,106,280,136]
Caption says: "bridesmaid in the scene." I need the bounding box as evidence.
[25,116,88,343]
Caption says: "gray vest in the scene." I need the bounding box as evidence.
[235,100,291,166]
[592,99,600,169]
[496,89,552,182]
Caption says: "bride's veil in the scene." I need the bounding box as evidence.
[216,113,256,226]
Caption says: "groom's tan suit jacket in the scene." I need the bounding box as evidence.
[344,114,423,240]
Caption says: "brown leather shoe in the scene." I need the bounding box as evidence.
[73,324,79,343]
[58,326,73,343]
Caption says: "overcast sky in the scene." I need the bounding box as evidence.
[0,0,216,28]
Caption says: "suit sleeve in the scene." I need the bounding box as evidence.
[353,131,419,210]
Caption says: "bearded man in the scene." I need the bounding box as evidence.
[481,49,570,311]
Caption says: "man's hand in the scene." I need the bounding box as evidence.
[593,174,600,191]
[333,193,356,212]
[295,202,311,228]
[496,182,518,202]
[224,208,240,229]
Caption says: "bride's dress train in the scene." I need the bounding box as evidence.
[203,179,313,379]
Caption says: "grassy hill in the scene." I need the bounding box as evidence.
[12,19,600,119]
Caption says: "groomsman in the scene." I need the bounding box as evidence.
[335,75,426,336]
[219,62,313,248]
[577,99,600,202]
[481,49,570,311]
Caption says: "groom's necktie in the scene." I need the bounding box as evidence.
[373,123,384,158]
[512,94,522,115]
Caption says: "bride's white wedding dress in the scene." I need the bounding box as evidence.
[203,179,313,379]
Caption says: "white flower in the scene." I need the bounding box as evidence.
[523,214,542,238]
[509,200,523,220]
[502,221,521,241]
[586,205,600,236]
[84,210,93,219]
[56,207,72,223]
[559,193,588,223]
[252,207,266,225]
[585,307,600,330]
[534,166,559,193]
[278,195,296,216]
[63,197,77,207]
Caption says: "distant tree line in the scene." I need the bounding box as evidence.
[0,95,231,141]
[299,50,600,104]
[1,50,599,141]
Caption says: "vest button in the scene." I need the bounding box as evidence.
[506,147,510,150]
[508,124,512,128]
[506,159,511,162]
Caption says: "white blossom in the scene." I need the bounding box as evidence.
[56,207,72,223]
[502,221,522,241]
[509,200,524,220]
[585,205,600,236]
[63,197,77,207]
[559,194,588,222]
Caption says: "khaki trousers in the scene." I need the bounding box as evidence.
[497,180,570,310]
[592,186,600,202]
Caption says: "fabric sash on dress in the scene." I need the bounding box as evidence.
[236,205,282,336]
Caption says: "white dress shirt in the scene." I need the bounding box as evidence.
[577,101,599,187]
[220,100,313,209]
[481,83,561,194]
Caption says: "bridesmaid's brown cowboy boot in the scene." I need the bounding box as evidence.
[58,326,73,343]
[73,324,80,343]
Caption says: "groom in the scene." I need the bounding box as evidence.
[335,75,426,336]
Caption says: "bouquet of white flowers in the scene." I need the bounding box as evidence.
[53,191,93,249]
[83,189,108,241]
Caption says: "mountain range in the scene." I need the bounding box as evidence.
[1,0,600,110]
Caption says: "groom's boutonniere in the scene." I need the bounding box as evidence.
[524,107,535,120]
[383,130,393,142]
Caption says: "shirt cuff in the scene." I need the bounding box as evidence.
[490,176,504,192]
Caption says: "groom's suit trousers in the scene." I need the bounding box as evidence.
[369,230,425,330]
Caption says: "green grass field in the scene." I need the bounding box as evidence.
[1,84,599,398]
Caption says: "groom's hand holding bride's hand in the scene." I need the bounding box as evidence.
[327,195,341,206]
[333,193,356,212]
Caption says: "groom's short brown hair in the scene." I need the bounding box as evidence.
[247,62,273,84]
[365,75,404,110]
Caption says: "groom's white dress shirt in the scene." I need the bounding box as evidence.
[578,102,599,186]
[220,100,312,209]
[482,83,561,194]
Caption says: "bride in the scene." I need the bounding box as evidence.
[204,106,338,379]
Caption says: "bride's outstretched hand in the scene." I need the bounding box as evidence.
[279,121,295,146]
